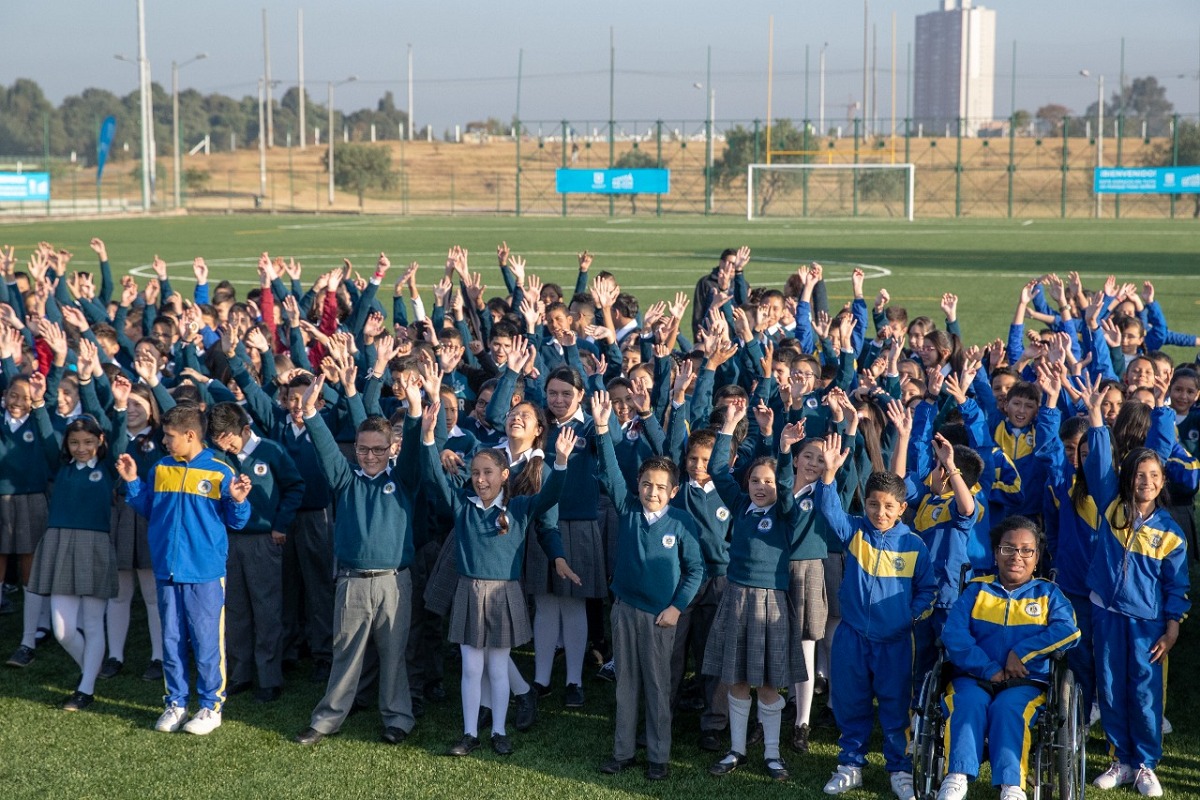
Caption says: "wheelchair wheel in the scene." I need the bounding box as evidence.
[1056,670,1086,800]
[912,661,947,800]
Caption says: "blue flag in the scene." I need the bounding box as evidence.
[96,116,117,184]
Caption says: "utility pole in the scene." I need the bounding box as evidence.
[407,45,414,140]
[819,43,827,136]
[298,8,306,150]
[136,0,150,211]
[263,8,274,147]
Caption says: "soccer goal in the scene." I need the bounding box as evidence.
[746,163,916,221]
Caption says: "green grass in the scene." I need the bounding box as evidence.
[0,214,1198,799]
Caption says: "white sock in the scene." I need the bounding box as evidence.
[51,595,85,664]
[106,571,135,662]
[22,589,45,649]
[533,595,562,685]
[138,569,163,661]
[794,640,818,726]
[508,656,530,696]
[77,597,107,695]
[560,597,587,686]
[460,645,485,737]
[729,693,752,755]
[759,695,785,760]
[486,648,511,735]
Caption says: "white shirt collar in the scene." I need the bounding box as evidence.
[289,420,306,438]
[236,431,262,460]
[128,425,153,440]
[746,502,775,515]
[688,478,715,493]
[499,439,544,467]
[615,320,639,342]
[555,407,586,427]
[74,457,99,469]
[794,482,816,500]
[643,507,669,525]
[468,490,507,511]
[355,464,393,479]
[63,402,83,421]
[5,413,24,432]
[448,424,465,438]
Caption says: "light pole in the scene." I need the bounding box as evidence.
[693,80,715,214]
[819,43,828,136]
[172,53,207,210]
[115,51,151,211]
[1081,69,1104,219]
[327,76,357,205]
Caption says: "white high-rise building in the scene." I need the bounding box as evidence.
[914,0,996,136]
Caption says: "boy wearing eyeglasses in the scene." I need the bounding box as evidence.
[292,372,427,748]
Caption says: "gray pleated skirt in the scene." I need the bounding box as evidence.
[448,576,532,649]
[526,517,608,599]
[702,581,807,688]
[28,527,119,599]
[788,558,829,641]
[0,492,48,554]
[424,528,460,618]
[823,552,846,620]
[111,494,152,570]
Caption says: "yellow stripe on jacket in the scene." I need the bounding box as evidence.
[154,465,226,499]
[847,532,919,578]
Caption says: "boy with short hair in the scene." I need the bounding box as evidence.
[814,434,936,800]
[116,404,252,735]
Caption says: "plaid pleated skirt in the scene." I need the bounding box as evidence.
[823,552,846,619]
[702,581,807,688]
[788,558,829,641]
[27,527,119,599]
[0,493,48,554]
[448,576,532,649]
[526,517,608,599]
[424,528,460,618]
[110,494,152,570]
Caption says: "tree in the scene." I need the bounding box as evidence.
[612,147,660,215]
[1093,75,1174,137]
[712,119,809,216]
[1148,120,1200,217]
[1011,109,1032,134]
[323,143,397,210]
[1035,104,1071,137]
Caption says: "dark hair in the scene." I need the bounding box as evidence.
[605,376,633,394]
[713,384,749,405]
[1006,381,1041,406]
[162,404,207,438]
[491,320,520,341]
[883,306,909,326]
[613,293,639,320]
[720,248,738,261]
[1169,366,1198,390]
[638,456,679,488]
[952,445,984,489]
[938,422,969,448]
[357,416,393,438]
[545,366,584,393]
[128,383,162,429]
[1060,415,1090,443]
[989,515,1046,552]
[1111,402,1151,466]
[541,284,564,304]
[472,448,510,475]
[136,336,170,360]
[61,416,107,463]
[686,428,717,455]
[864,470,907,503]
[709,407,749,449]
[743,456,778,489]
[1117,447,1170,514]
[207,402,251,439]
[171,383,203,407]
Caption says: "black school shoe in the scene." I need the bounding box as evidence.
[6,645,34,668]
[294,727,325,745]
[747,721,764,746]
[491,733,513,755]
[513,688,538,731]
[564,683,584,708]
[61,691,94,712]
[98,658,123,680]
[141,660,163,682]
[791,722,811,753]
[381,726,407,745]
[699,729,725,752]
[446,734,480,756]
[764,756,791,781]
[254,686,282,704]
[599,757,637,774]
[708,751,747,776]
[645,762,669,781]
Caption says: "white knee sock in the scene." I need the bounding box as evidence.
[51,595,85,664]
[137,569,163,661]
[794,640,818,726]
[77,597,107,695]
[533,595,562,685]
[759,695,785,760]
[22,589,45,649]
[106,571,135,661]
[460,645,485,737]
[486,648,511,735]
[508,656,530,696]
[729,693,752,755]
[560,597,587,686]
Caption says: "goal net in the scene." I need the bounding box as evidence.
[746,163,915,221]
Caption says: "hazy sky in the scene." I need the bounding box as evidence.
[5,1,1199,133]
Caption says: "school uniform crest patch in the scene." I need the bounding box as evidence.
[253,463,269,477]
[661,534,676,548]
[1188,429,1199,442]
[805,397,819,409]
[383,482,396,494]
[892,556,906,571]
[1149,534,1163,548]
[757,516,773,532]
[89,470,103,482]
[799,498,813,512]
[574,437,587,450]
[197,479,213,494]
[626,428,640,441]
[1024,602,1043,617]
[715,506,730,521]
[141,440,155,452]
[22,431,34,443]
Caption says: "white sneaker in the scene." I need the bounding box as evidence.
[1000,785,1028,800]
[1134,765,1162,797]
[154,703,188,733]
[938,773,969,800]
[182,707,222,735]
[890,771,916,800]
[1089,703,1101,728]
[1093,762,1135,790]
[1161,717,1172,735]
[824,765,864,795]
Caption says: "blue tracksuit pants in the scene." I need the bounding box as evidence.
[158,579,227,711]
[943,678,1044,788]
[1064,592,1095,713]
[831,623,913,772]
[1093,606,1166,769]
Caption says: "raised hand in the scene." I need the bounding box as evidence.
[577,249,592,272]
[116,453,138,482]
[819,432,850,479]
[301,374,325,416]
[28,371,47,403]
[421,399,441,444]
[590,389,613,428]
[886,398,913,438]
[110,374,132,409]
[151,255,168,281]
[554,428,578,465]
[133,352,160,387]
[851,267,865,299]
[932,432,956,469]
[925,367,946,399]
[89,238,108,262]
[734,245,751,269]
[496,241,510,268]
[76,337,100,380]
[229,475,253,503]
[940,293,959,321]
[779,419,805,451]
[507,254,527,287]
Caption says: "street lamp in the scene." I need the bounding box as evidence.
[172,53,207,210]
[1081,69,1104,219]
[328,76,357,205]
[693,81,716,213]
[819,43,828,136]
[115,52,153,211]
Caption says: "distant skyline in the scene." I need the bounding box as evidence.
[4,1,1199,135]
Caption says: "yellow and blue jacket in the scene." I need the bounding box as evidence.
[1082,424,1192,624]
[816,480,937,643]
[1034,405,1100,597]
[126,448,250,583]
[942,576,1080,683]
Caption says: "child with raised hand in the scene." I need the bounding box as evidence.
[703,397,806,783]
[421,398,579,758]
[117,403,253,735]
[590,389,704,780]
[27,388,127,710]
[1080,376,1191,797]
[814,433,936,800]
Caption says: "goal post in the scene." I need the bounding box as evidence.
[746,163,916,221]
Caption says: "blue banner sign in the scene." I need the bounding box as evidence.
[0,172,50,202]
[556,168,670,194]
[1094,166,1200,194]
[96,115,117,184]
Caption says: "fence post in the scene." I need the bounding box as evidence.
[753,119,761,164]
[561,120,569,218]
[515,118,522,217]
[1115,115,1124,219]
[1007,113,1016,218]
[904,117,911,164]
[852,117,861,217]
[1170,113,1180,219]
[954,117,963,218]
[802,118,810,218]
[608,116,615,218]
[655,120,663,217]
[1060,117,1070,219]
[704,113,712,215]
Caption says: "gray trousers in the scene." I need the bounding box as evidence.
[309,569,414,734]
[282,508,335,663]
[669,575,728,732]
[226,533,284,689]
[612,599,675,764]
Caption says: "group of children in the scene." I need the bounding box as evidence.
[0,238,1193,796]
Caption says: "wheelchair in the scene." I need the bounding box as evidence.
[911,646,1087,800]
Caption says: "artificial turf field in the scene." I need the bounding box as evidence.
[0,214,1197,800]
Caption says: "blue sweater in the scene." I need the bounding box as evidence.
[215,437,306,535]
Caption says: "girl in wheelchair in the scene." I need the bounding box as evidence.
[937,516,1080,800]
